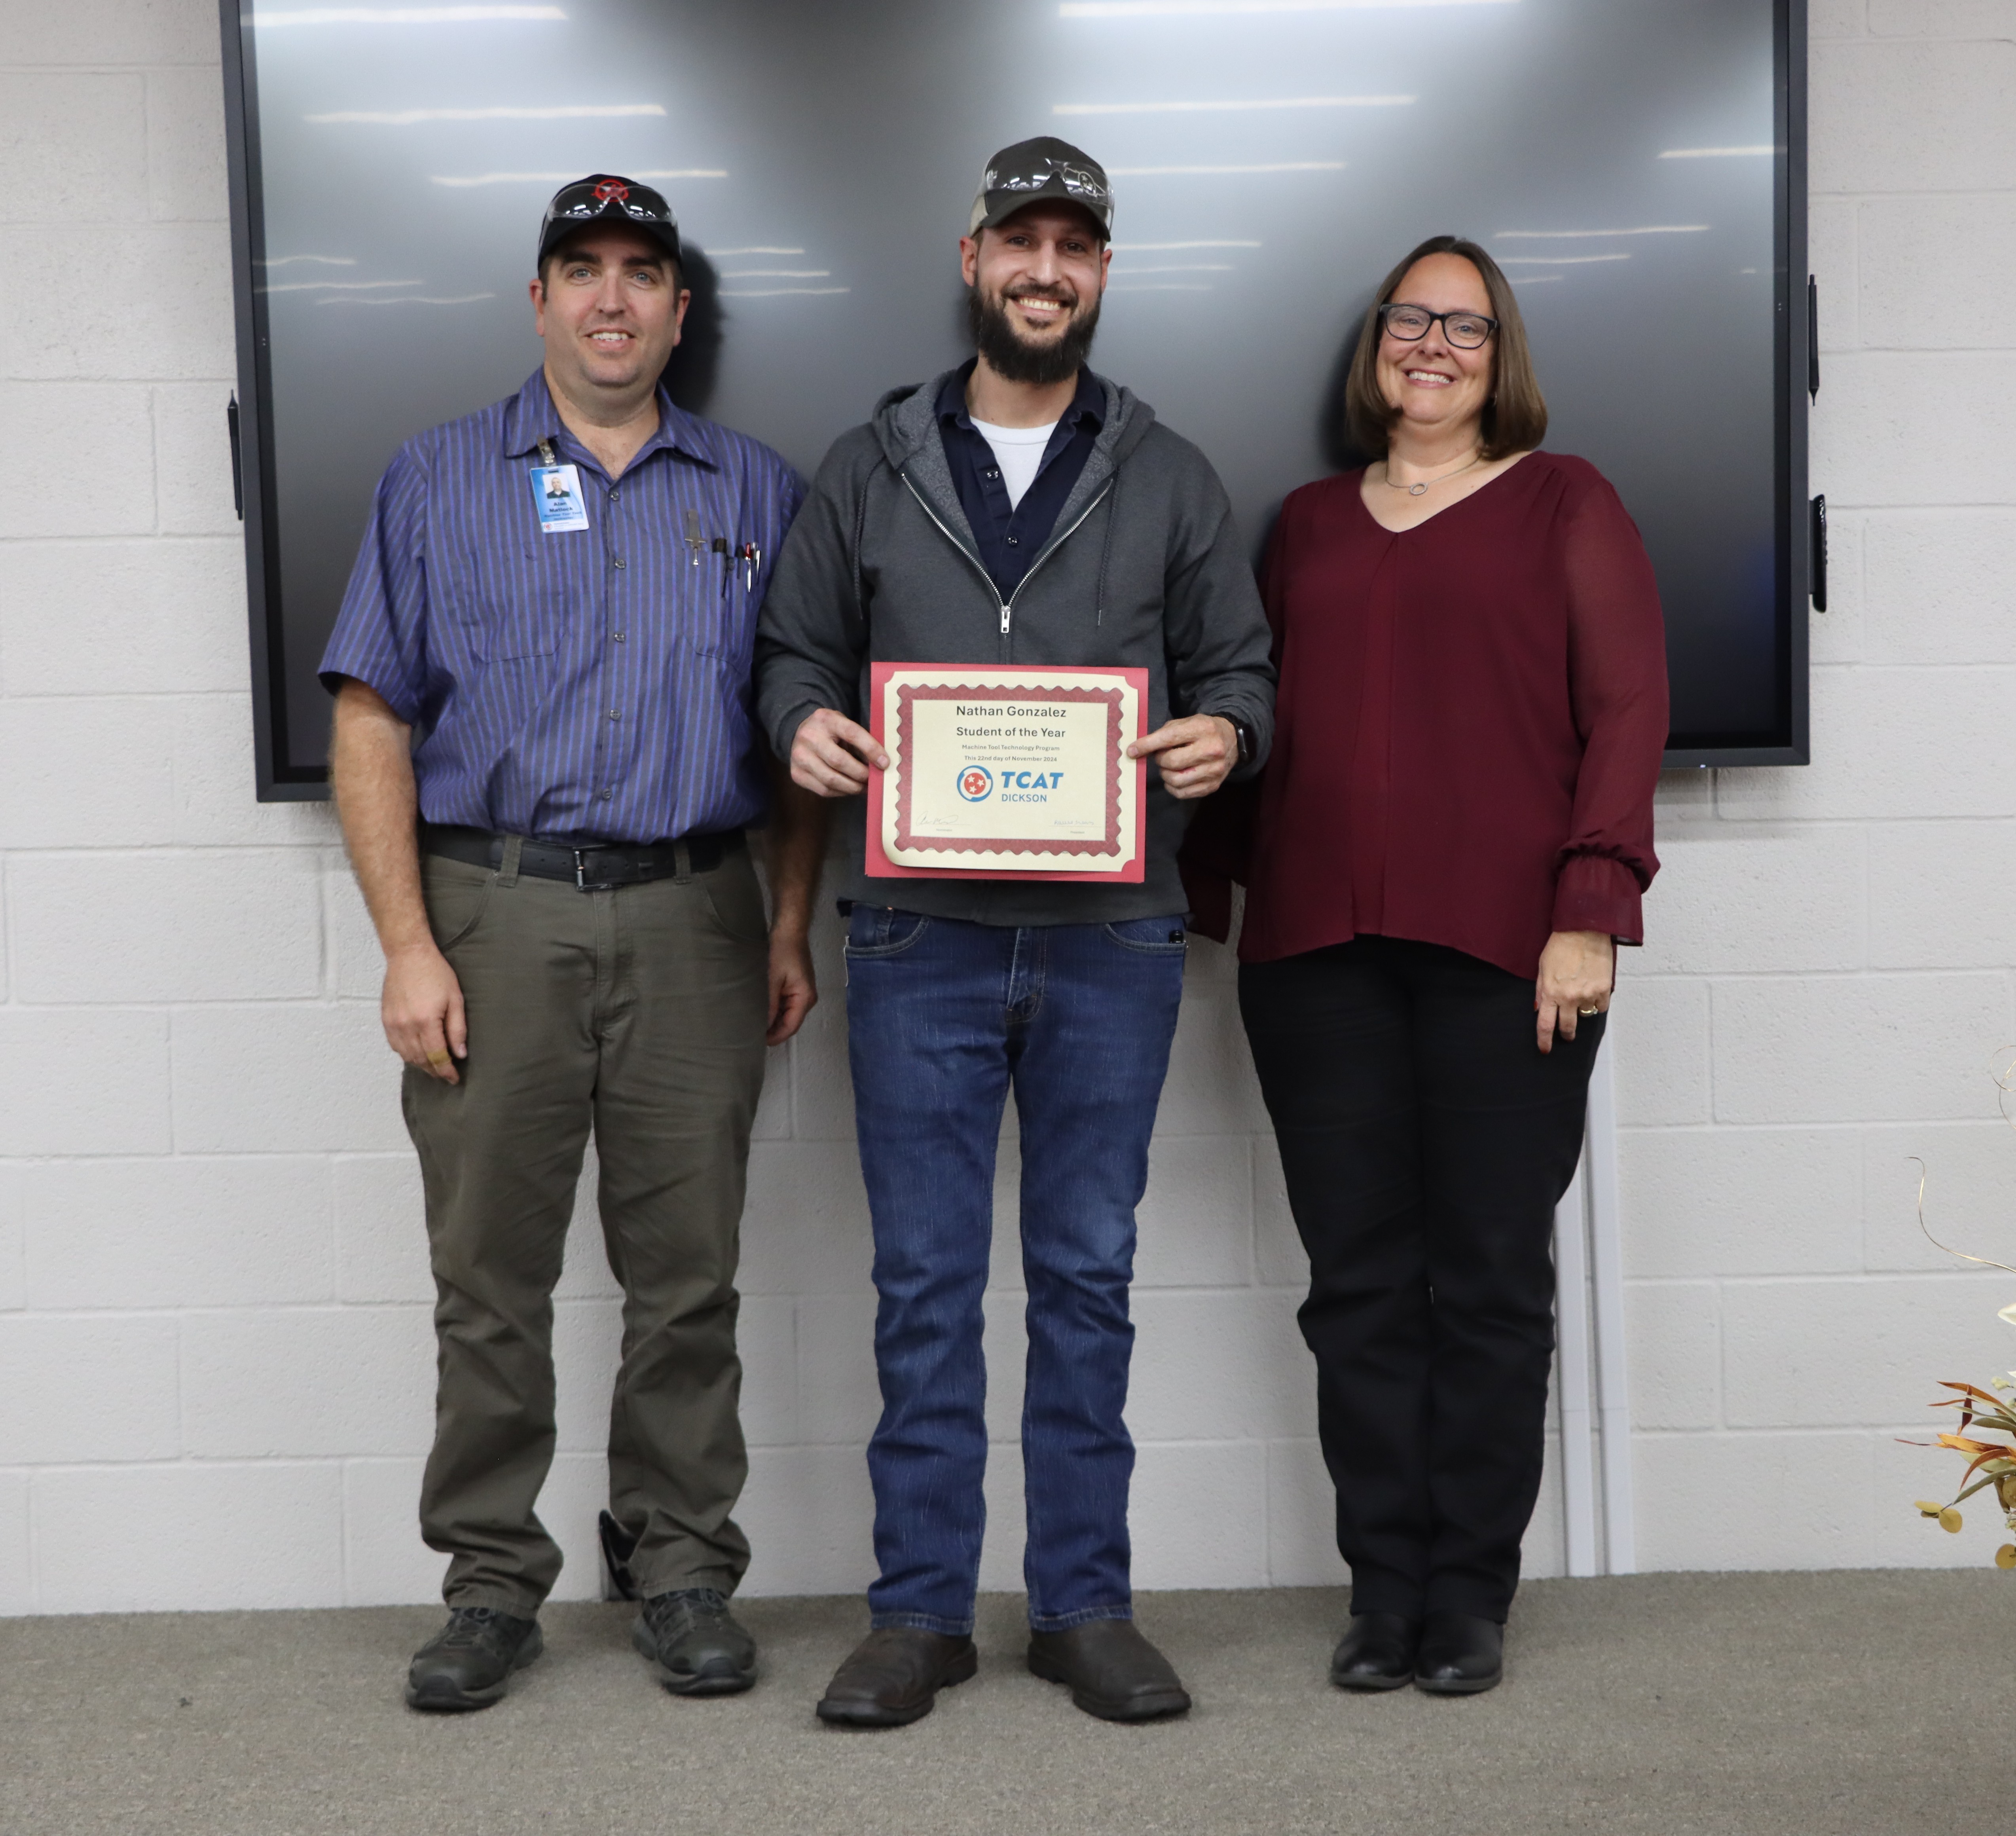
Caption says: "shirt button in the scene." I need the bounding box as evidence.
[1006,535,1020,546]
[608,488,619,503]
[613,630,626,642]
[613,557,626,569]
[986,468,1000,480]
[609,707,621,720]
[600,787,613,800]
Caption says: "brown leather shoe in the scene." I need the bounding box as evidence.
[815,1627,978,1728]
[1027,1619,1191,1722]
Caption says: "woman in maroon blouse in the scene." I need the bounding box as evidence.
[1186,235,1667,1696]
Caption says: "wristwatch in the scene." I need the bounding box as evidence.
[1225,717,1255,767]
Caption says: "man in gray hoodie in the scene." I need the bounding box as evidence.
[756,138,1274,1728]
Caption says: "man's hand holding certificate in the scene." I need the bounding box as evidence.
[785,668,1240,881]
[865,664,1144,881]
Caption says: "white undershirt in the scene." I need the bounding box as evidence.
[969,417,1058,511]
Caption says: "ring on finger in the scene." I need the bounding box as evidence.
[1577,1005,1602,1017]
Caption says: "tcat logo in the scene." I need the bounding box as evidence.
[957,766,994,802]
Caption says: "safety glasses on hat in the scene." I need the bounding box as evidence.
[537,174,682,267]
[969,137,1113,237]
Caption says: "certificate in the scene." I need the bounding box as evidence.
[864,662,1148,881]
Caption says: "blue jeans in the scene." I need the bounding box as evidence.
[844,904,1189,1635]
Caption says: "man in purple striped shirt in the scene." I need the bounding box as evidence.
[319,175,821,1712]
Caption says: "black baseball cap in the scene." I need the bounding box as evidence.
[969,137,1113,239]
[537,174,682,268]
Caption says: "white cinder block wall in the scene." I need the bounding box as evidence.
[2,0,2012,1616]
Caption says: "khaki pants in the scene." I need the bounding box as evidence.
[404,843,770,1613]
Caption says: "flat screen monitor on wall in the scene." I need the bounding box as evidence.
[220,0,1813,798]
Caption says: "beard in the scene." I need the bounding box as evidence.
[967,283,1102,386]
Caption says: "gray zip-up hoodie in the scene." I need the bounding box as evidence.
[755,367,1276,926]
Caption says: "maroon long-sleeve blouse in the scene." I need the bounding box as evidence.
[1186,451,1669,980]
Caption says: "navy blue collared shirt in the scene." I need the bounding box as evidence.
[320,367,804,843]
[936,361,1104,600]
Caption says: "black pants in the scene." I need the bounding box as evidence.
[1240,935,1602,1623]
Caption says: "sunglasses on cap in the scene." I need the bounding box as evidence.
[538,174,681,266]
[971,137,1113,235]
[988,156,1109,206]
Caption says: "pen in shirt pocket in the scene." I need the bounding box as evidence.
[711,537,730,599]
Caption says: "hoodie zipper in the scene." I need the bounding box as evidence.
[899,471,1115,646]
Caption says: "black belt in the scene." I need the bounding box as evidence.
[421,824,742,890]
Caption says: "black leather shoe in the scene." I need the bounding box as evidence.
[1413,1611,1504,1695]
[405,1606,542,1711]
[816,1628,978,1727]
[632,1588,756,1696]
[1027,1620,1191,1722]
[1329,1612,1419,1691]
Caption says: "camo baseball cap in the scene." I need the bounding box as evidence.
[968,137,1113,238]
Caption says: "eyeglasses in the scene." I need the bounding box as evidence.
[1378,302,1498,349]
[547,176,675,229]
[986,156,1111,206]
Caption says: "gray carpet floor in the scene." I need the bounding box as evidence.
[0,1573,2004,1835]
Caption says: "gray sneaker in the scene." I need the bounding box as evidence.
[406,1606,542,1711]
[632,1587,757,1696]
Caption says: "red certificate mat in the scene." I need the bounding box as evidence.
[864,662,1148,882]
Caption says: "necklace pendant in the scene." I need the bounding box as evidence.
[1408,482,1427,496]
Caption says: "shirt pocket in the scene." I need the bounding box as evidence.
[453,542,568,662]
[668,482,758,663]
[672,543,751,663]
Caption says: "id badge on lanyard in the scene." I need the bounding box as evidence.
[529,437,589,532]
